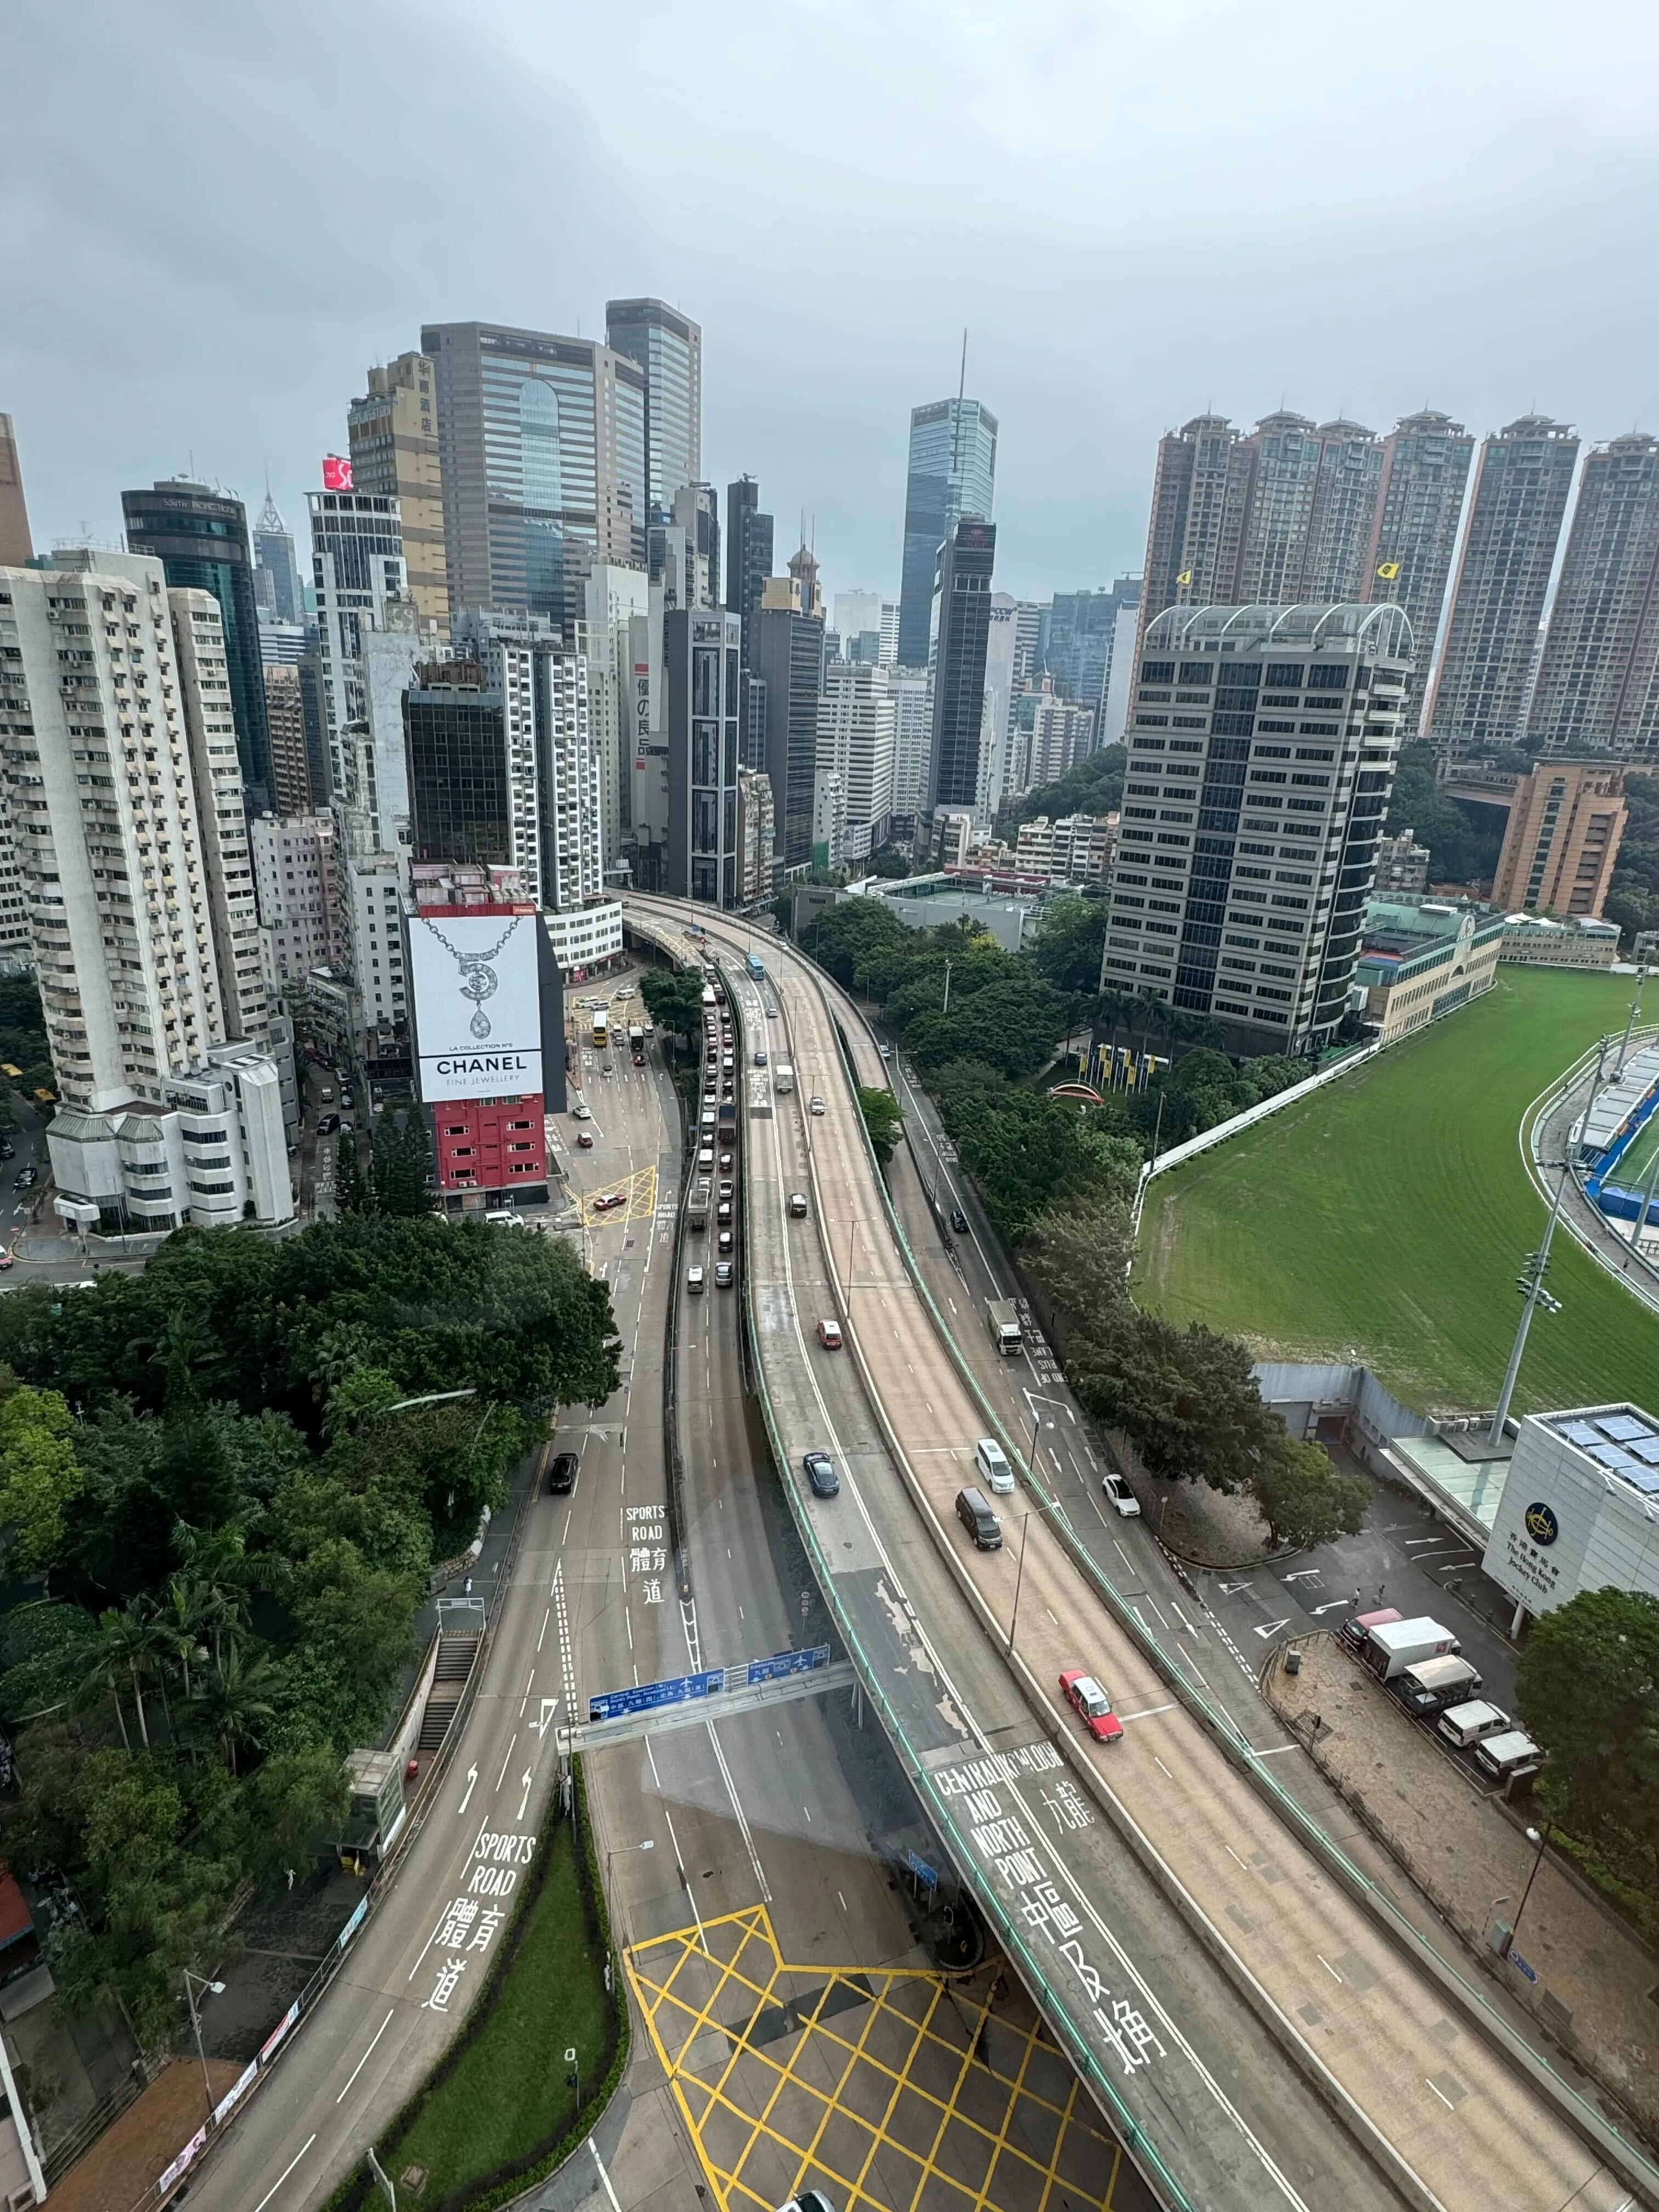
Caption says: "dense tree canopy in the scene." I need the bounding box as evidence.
[1381,743,1505,888]
[640,966,705,1042]
[997,744,1127,833]
[856,1086,903,1168]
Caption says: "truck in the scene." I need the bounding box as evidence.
[629,1023,644,1051]
[774,1063,795,1094]
[716,1098,738,1151]
[687,1181,710,1232]
[1362,1616,1460,1682]
[987,1298,1023,1356]
[747,951,765,981]
[1395,1654,1483,1716]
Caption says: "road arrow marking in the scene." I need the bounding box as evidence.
[458,1764,478,1815]
[1217,1579,1253,1595]
[1310,1600,1352,1616]
[1281,1568,1322,1583]
[531,1696,560,1737]
[1252,1618,1291,1639]
[516,1769,533,1822]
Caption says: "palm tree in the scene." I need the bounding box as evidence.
[91,1601,167,1751]
[160,1575,214,1702]
[199,1645,277,1775]
[76,1630,132,1752]
[171,1517,283,1669]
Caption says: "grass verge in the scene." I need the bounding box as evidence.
[1136,966,1659,1415]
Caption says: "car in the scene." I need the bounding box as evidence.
[788,1191,808,1217]
[1059,1669,1124,1744]
[1102,1472,1142,1518]
[717,1228,734,1252]
[546,1451,579,1496]
[949,1206,969,1234]
[687,1264,706,1294]
[810,1097,825,1116]
[340,1092,356,1111]
[714,1259,734,1288]
[803,1451,840,1498]
[817,1317,843,1350]
[571,1102,591,1120]
[592,1190,627,1212]
[777,2194,836,2212]
[878,1043,893,1062]
[0,1142,14,1160]
[317,1113,340,1136]
[0,1250,13,1271]
[754,1049,769,1066]
[576,1131,595,1149]
[15,1167,37,1189]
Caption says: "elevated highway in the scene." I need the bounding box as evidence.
[627,895,1655,2212]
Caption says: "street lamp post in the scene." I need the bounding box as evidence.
[941,960,953,1018]
[1511,1825,1551,1942]
[182,1967,225,2119]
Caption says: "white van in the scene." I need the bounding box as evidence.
[1437,1700,1511,1750]
[974,1438,1014,1495]
[1473,1729,1543,1782]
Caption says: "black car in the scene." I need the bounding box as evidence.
[547,1450,579,1496]
[13,1167,35,1190]
[317,1113,341,1136]
[803,1451,840,1499]
[949,1206,968,1234]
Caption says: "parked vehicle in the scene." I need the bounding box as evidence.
[1362,1617,1460,1682]
[546,1451,579,1496]
[1473,1729,1543,1782]
[1340,1605,1402,1654]
[1396,1655,1482,1716]
[1102,1472,1141,1518]
[1059,1669,1124,1744]
[974,1437,1014,1495]
[1437,1700,1512,1750]
[986,1298,1023,1356]
[955,1487,1002,1550]
[804,1451,839,1498]
[817,1317,843,1350]
[687,1265,706,1294]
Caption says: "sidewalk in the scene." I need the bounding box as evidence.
[1269,1633,1659,2150]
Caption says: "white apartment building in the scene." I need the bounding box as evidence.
[737,766,774,901]
[1105,601,1409,1054]
[1015,812,1118,883]
[812,768,848,870]
[308,485,417,792]
[888,668,932,833]
[544,902,623,976]
[0,551,292,1221]
[253,812,341,986]
[818,661,895,860]
[1028,692,1098,788]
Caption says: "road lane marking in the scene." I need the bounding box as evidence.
[1318,1955,1344,1982]
[589,2136,624,2212]
[518,1668,535,1716]
[537,1607,550,1652]
[1121,1702,1176,1723]
[335,2007,394,2102]
[252,2134,317,2212]
[457,1764,478,1815]
[495,1733,517,1790]
[1426,2078,1457,2111]
[1225,1846,1249,1871]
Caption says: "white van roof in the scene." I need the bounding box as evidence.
[1476,1729,1541,1764]
[1440,1700,1508,1730]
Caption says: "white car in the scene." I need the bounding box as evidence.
[810,1097,825,1116]
[1102,1472,1142,1519]
[571,1102,592,1120]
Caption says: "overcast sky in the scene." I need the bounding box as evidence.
[5,1,1658,606]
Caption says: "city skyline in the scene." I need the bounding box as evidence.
[7,2,1659,608]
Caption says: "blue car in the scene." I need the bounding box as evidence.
[803,1451,840,1499]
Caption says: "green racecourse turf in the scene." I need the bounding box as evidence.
[1136,966,1659,1417]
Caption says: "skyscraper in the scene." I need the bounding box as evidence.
[926,520,998,823]
[252,492,306,624]
[420,321,648,624]
[725,477,774,669]
[348,352,451,640]
[307,483,411,794]
[664,605,742,904]
[753,582,826,868]
[122,479,273,810]
[897,397,997,667]
[1364,412,1476,709]
[1234,413,1322,603]
[1046,578,1143,726]
[1428,416,1579,755]
[1527,433,1659,757]
[1491,759,1627,915]
[888,670,932,837]
[1301,421,1385,603]
[263,666,313,816]
[0,416,31,567]
[1104,601,1410,1053]
[818,660,896,862]
[605,298,702,514]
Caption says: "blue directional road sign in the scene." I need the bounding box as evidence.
[588,1668,725,1724]
[745,1644,832,1686]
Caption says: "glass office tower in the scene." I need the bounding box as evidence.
[896,397,997,668]
[606,298,702,516]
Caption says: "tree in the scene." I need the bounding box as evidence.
[335,1129,373,1216]
[369,1107,432,1217]
[1028,895,1111,996]
[238,1749,349,1880]
[1070,1310,1278,1493]
[998,744,1127,833]
[1022,1197,1137,1353]
[640,966,704,1042]
[857,1086,903,1168]
[1250,1437,1367,1549]
[1515,1588,1659,1904]
[0,1369,82,1569]
[865,843,911,879]
[196,1643,278,1774]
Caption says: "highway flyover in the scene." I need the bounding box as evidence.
[625,894,1655,2212]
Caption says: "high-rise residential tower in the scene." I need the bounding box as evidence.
[1301,421,1386,603]
[122,479,273,810]
[725,476,774,669]
[664,605,742,905]
[348,352,452,640]
[605,299,702,515]
[926,519,998,825]
[307,483,412,793]
[420,321,648,625]
[753,580,826,868]
[1104,601,1410,1054]
[0,416,31,567]
[1491,759,1627,915]
[1363,412,1476,709]
[818,659,896,862]
[1527,433,1659,757]
[1428,415,1579,755]
[896,397,997,667]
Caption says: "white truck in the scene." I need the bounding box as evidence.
[987,1299,1023,1356]
[1395,1653,1482,1716]
[1362,1616,1460,1682]
[774,1063,796,1094]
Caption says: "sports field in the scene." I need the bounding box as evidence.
[1137,967,1659,1416]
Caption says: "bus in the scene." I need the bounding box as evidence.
[592,1008,610,1049]
[746,951,765,981]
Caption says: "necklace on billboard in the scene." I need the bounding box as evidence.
[421,918,522,1040]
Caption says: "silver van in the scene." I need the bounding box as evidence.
[973,1438,1014,1495]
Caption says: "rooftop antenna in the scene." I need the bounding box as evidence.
[949,328,968,486]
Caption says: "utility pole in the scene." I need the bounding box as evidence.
[1616,968,1649,1076]
[1489,1159,1569,1445]
[1629,1131,1659,1250]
